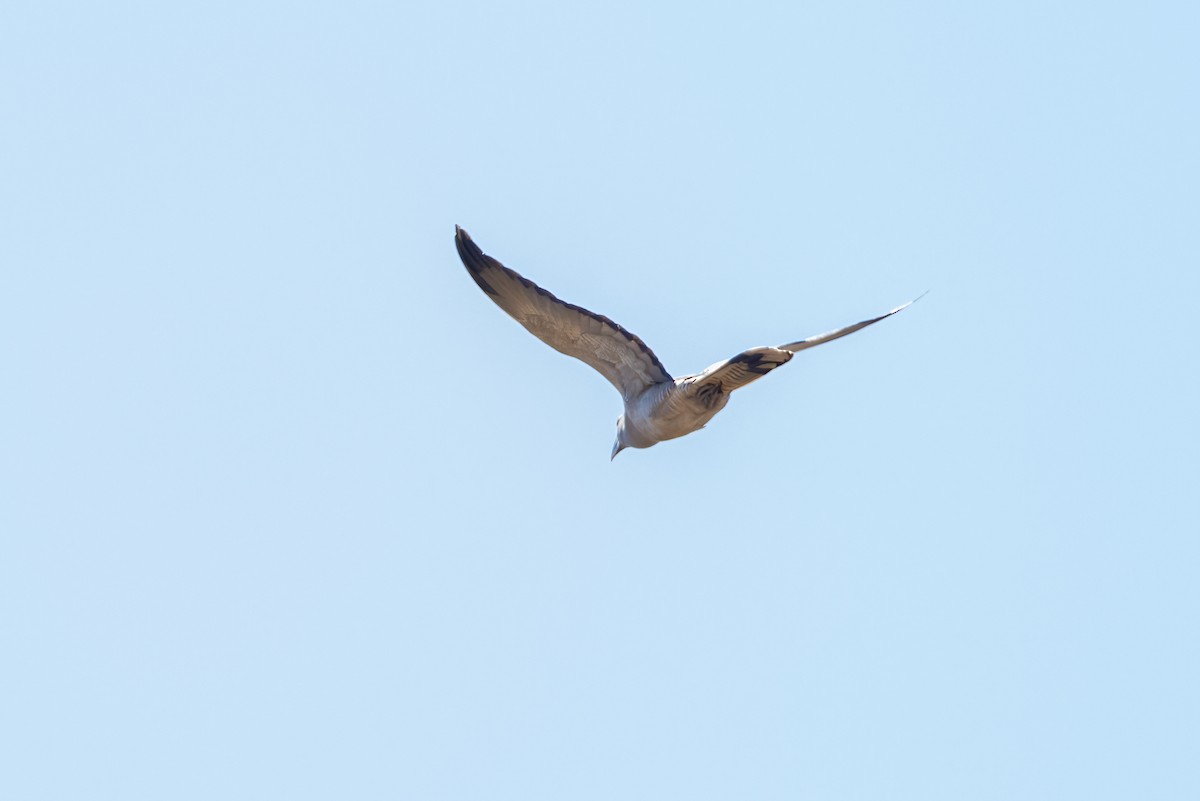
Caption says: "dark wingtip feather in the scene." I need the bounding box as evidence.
[453,225,500,296]
[454,224,478,264]
[454,224,476,257]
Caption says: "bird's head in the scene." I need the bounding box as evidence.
[611,416,629,461]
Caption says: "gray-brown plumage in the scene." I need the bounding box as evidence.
[455,225,920,459]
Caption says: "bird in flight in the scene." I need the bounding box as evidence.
[455,226,921,459]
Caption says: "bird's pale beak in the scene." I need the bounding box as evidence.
[611,440,626,461]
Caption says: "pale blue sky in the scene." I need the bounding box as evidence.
[2,2,1197,799]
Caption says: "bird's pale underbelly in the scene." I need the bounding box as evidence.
[624,382,729,447]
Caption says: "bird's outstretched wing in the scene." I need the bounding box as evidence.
[690,347,795,398]
[779,294,925,353]
[689,294,925,401]
[455,226,672,401]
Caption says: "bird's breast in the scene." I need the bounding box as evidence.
[625,382,728,445]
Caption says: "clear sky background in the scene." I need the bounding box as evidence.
[3,2,1197,799]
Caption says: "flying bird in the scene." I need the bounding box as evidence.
[455,226,921,459]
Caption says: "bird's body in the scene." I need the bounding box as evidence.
[620,377,727,449]
[454,226,919,459]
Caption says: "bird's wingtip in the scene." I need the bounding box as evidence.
[888,290,930,316]
[455,225,481,255]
